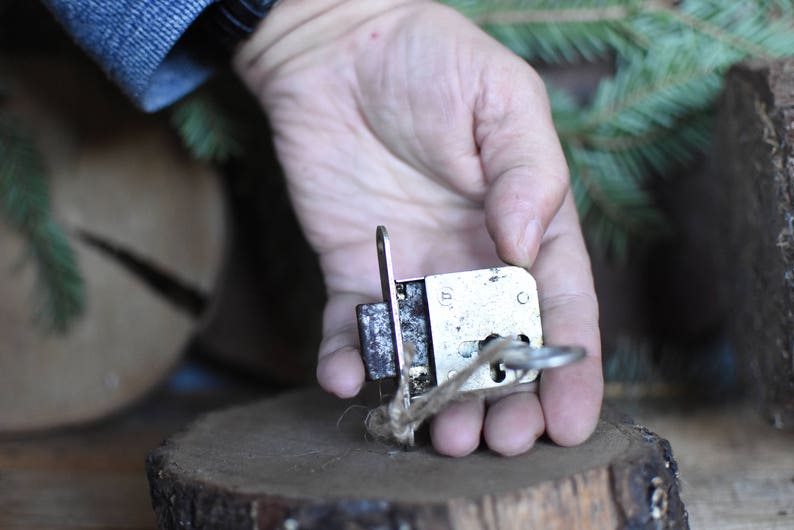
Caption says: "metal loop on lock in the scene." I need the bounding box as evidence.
[497,341,587,371]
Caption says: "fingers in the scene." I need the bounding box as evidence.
[540,354,602,447]
[475,60,570,269]
[534,196,603,446]
[321,279,490,456]
[317,292,367,398]
[430,399,485,457]
[317,343,365,399]
[432,391,546,457]
[484,391,545,456]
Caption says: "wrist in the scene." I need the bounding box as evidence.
[232,0,426,94]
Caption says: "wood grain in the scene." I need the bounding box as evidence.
[147,387,688,529]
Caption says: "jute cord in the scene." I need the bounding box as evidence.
[365,339,531,446]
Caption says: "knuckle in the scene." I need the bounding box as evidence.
[541,290,600,321]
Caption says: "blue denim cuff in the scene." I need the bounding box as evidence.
[42,0,217,112]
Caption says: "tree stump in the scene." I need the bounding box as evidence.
[146,388,688,529]
[715,58,794,428]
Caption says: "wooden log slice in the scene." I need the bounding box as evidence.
[147,388,688,529]
[715,58,794,428]
[0,54,225,432]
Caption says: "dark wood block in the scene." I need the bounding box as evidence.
[716,58,794,428]
[146,388,687,529]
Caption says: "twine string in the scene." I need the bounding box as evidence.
[365,338,531,446]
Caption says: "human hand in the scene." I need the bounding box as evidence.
[233,0,602,456]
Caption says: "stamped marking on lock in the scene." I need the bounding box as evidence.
[438,287,454,307]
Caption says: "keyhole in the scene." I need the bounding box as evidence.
[478,333,500,350]
[495,335,530,381]
[479,334,507,383]
[490,361,507,383]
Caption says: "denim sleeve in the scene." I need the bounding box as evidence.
[41,1,217,112]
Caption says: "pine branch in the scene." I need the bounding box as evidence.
[0,114,85,333]
[472,4,632,24]
[667,1,794,58]
[449,0,794,256]
[443,0,643,62]
[170,88,243,164]
[570,57,722,137]
[566,142,669,256]
[662,9,773,60]
[758,0,794,19]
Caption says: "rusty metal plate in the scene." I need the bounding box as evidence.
[424,266,542,393]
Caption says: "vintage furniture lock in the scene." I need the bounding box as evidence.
[357,226,585,401]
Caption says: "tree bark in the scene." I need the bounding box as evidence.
[716,58,794,428]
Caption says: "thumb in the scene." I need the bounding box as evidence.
[317,292,367,398]
[475,61,569,267]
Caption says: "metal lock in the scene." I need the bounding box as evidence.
[357,226,585,402]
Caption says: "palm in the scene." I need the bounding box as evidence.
[263,21,502,282]
[243,1,602,457]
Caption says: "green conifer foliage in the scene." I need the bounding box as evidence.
[446,0,794,256]
[170,88,243,163]
[3,0,794,332]
[0,113,85,332]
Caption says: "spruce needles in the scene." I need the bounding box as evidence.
[3,0,794,331]
[0,114,85,332]
[445,0,794,256]
[170,88,243,163]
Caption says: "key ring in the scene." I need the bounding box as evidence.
[497,341,587,371]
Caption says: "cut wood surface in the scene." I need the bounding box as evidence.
[147,387,687,530]
[0,55,225,432]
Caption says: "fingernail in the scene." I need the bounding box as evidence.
[515,219,543,267]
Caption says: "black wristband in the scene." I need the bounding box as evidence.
[209,0,278,50]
